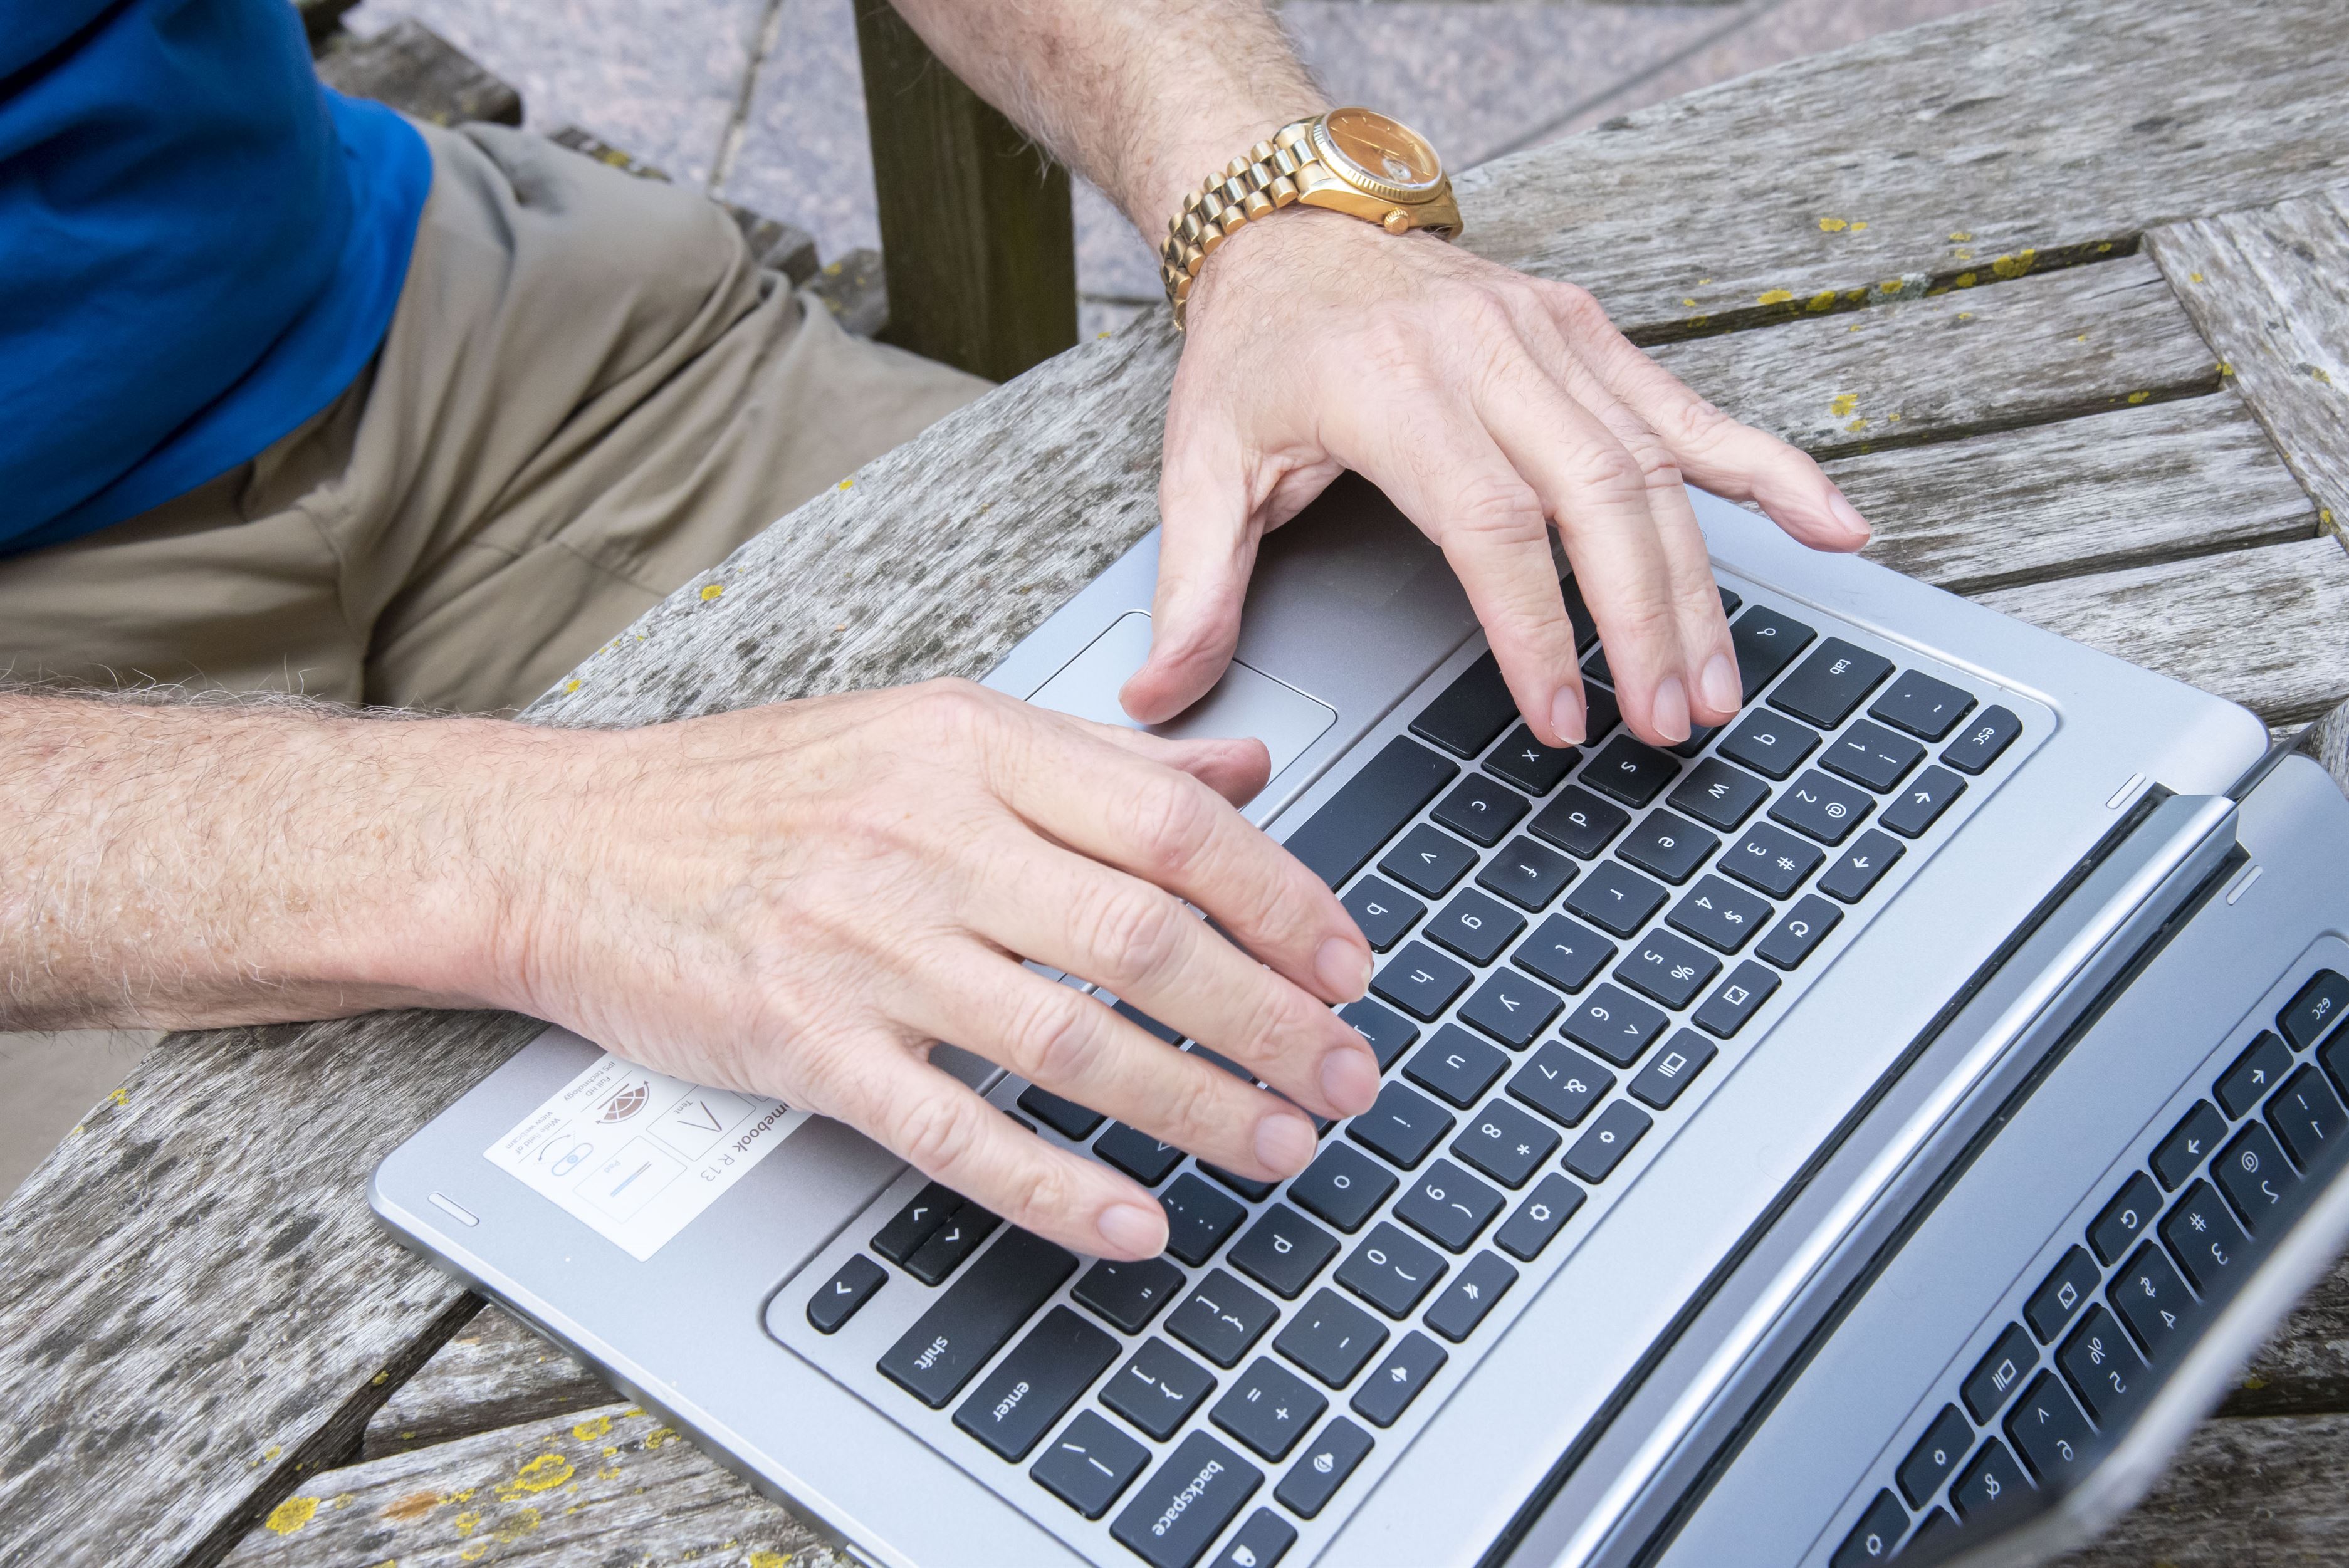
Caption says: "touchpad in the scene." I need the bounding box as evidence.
[1025,610,1336,785]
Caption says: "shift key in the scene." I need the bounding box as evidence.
[879,1228,1077,1408]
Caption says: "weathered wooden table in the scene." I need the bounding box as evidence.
[6,1,2349,1562]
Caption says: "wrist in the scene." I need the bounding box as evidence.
[1129,100,1327,238]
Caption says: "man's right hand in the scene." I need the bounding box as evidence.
[496,679,1381,1259]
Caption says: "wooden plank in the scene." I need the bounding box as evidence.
[219,1402,847,1568]
[313,19,523,129]
[2222,1256,2349,1419]
[2305,699,2349,803]
[2147,183,2349,531]
[853,0,1077,382]
[359,1305,613,1462]
[2050,1410,2349,1567]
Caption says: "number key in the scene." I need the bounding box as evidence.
[1667,874,1772,954]
[1507,1040,1614,1127]
[1448,1097,1562,1188]
[1613,928,1722,1011]
[1769,769,1875,845]
[1820,719,1925,793]
[1562,982,1669,1067]
[1288,1141,1398,1233]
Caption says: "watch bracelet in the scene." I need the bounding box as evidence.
[1158,118,1319,330]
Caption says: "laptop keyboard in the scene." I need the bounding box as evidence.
[776,577,2036,1568]
[1830,967,2349,1565]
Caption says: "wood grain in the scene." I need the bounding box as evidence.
[2147,183,2349,533]
[313,19,523,129]
[360,1305,613,1462]
[2050,1409,2349,1568]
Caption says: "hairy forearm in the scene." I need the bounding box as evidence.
[0,693,541,1030]
[882,0,1326,236]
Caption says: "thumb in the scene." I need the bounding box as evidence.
[1120,421,1263,726]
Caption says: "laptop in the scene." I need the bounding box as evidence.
[374,473,2349,1568]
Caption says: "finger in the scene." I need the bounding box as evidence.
[1124,410,1262,726]
[1080,722,1274,808]
[1539,281,1871,551]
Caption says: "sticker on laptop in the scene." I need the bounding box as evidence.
[486,1051,808,1261]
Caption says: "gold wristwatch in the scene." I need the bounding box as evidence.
[1159,107,1462,330]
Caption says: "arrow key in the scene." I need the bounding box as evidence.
[2216,1030,2293,1119]
[1881,765,1967,838]
[806,1253,887,1333]
[1423,1250,1519,1342]
[1818,828,1905,904]
[2152,1100,2227,1189]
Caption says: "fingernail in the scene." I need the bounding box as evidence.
[1319,1043,1380,1115]
[1316,936,1372,1000]
[1700,653,1742,715]
[1255,1111,1317,1175]
[1826,487,1871,542]
[1651,676,1692,743]
[1549,687,1586,747]
[1097,1202,1166,1257]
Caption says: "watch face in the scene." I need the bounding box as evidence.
[1320,108,1443,194]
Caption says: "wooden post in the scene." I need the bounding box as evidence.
[852,0,1079,385]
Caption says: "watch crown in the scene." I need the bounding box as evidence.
[1381,208,1413,236]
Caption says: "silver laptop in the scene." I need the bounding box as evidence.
[374,474,2349,1568]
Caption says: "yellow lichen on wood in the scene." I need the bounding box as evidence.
[1818,217,1848,231]
[1829,393,1859,418]
[699,583,725,602]
[1990,248,2039,279]
[1806,289,1838,311]
[264,1496,319,1535]
[496,1452,575,1499]
[573,1414,612,1443]
[1757,288,1794,305]
[750,1552,794,1567]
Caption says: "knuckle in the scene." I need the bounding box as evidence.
[1658,392,1743,455]
[891,1089,983,1178]
[1545,280,1610,335]
[909,677,1001,745]
[1005,986,1103,1089]
[1566,437,1648,500]
[1079,879,1191,988]
[1449,470,1547,540]
[1116,775,1222,880]
[1166,1055,1243,1147]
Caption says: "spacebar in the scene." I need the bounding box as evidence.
[877,1228,1077,1408]
[1282,736,1460,889]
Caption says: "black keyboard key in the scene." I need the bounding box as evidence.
[1668,757,1771,832]
[2153,1100,2227,1189]
[1821,719,1925,793]
[1718,708,1821,781]
[1210,1357,1326,1461]
[1166,1268,1280,1368]
[872,1181,961,1264]
[1188,1043,1255,1084]
[1729,604,1816,700]
[2024,1246,2101,1344]
[1818,828,1905,904]
[1769,638,1893,728]
[1339,1000,1420,1071]
[955,1306,1121,1460]
[1693,961,1781,1038]
[1960,1323,2038,1423]
[1618,810,1721,886]
[1458,969,1565,1049]
[1209,1510,1295,1568]
[1564,1100,1652,1182]
[1423,1250,1517,1343]
[1832,1488,1909,1568]
[1285,736,1458,889]
[1035,1409,1151,1519]
[1614,928,1722,1011]
[1289,1142,1398,1233]
[1494,1173,1586,1260]
[1583,682,1624,746]
[1487,724,1581,796]
[1405,1027,1509,1108]
[1561,573,1601,652]
[1020,1084,1106,1141]
[1910,1508,1959,1552]
[1716,585,1743,617]
[1426,889,1526,966]
[1117,1000,1186,1044]
[1477,835,1579,912]
[2090,1173,2163,1266]
[2268,1064,2349,1169]
[807,1254,887,1333]
[2113,1243,2197,1359]
[1940,706,2022,775]
[1630,1030,1718,1110]
[1347,1082,1455,1170]
[1667,875,1773,954]
[1161,1173,1247,1267]
[1103,1337,1218,1441]
[879,1229,1078,1408]
[1098,1122,1186,1187]
[1274,1288,1389,1388]
[1529,785,1631,859]
[1336,1222,1449,1318]
[1871,669,1977,741]
[2217,1121,2300,1233]
[2003,1372,2095,1487]
[1109,1431,1262,1565]
[1277,1416,1374,1519]
[1564,862,1670,938]
[1951,1438,2029,1522]
[906,1205,1002,1284]
[1581,644,1614,687]
[1342,875,1426,953]
[1513,914,1616,995]
[1720,821,1826,899]
[1370,941,1473,1022]
[1898,1404,1974,1508]
[1076,1256,1188,1334]
[1433,774,1532,847]
[2160,1179,2247,1293]
[2058,1305,2146,1424]
[1757,894,1843,970]
[1394,1158,1505,1252]
[1410,652,1517,760]
[1352,1331,1448,1427]
[1451,1097,1562,1188]
[2283,970,2349,1048]
[1881,765,1966,840]
[1585,736,1682,808]
[1562,983,1669,1067]
[1769,769,1874,845]
[2218,1030,2294,1119]
[1379,824,1478,899]
[1228,1205,1339,1300]
[1509,1041,1615,1127]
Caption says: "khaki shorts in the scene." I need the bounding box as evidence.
[0,119,987,1198]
